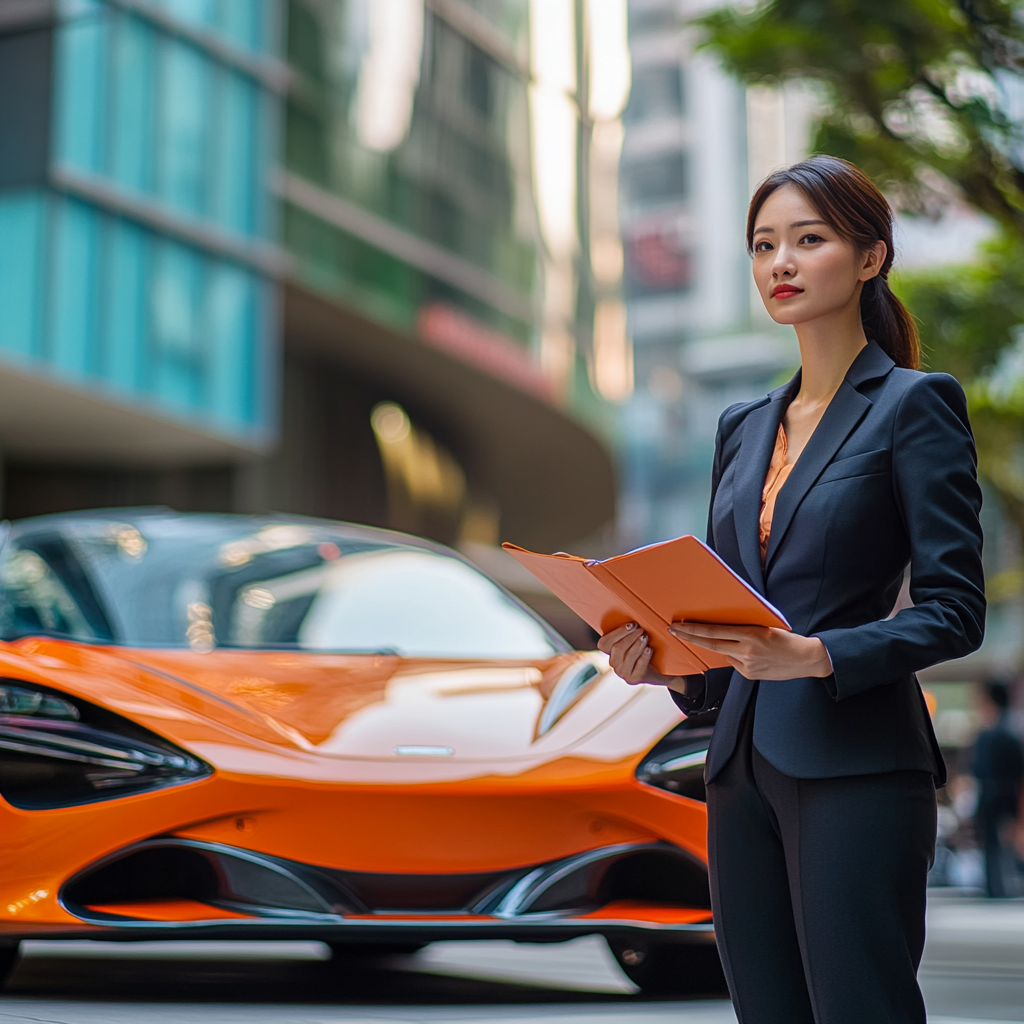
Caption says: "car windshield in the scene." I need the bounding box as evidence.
[0,515,565,659]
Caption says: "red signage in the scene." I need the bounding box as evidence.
[625,228,692,295]
[416,303,554,402]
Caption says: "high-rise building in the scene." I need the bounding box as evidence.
[0,1,619,597]
[276,0,618,555]
[0,0,283,512]
[617,0,801,547]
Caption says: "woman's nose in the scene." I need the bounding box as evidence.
[771,247,796,277]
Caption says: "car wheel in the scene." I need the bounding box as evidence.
[608,938,726,995]
[0,943,20,989]
[328,942,426,960]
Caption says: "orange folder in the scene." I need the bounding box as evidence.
[502,535,791,676]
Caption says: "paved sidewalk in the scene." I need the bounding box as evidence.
[920,893,1024,1022]
[1,894,1022,1023]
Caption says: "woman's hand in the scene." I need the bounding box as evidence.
[668,622,832,680]
[597,623,685,691]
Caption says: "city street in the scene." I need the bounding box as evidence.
[0,893,1021,1023]
[1,3,1023,1023]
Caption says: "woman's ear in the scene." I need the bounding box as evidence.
[859,240,887,282]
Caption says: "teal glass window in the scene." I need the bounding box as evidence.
[50,197,100,379]
[109,14,155,193]
[220,3,266,53]
[0,192,45,363]
[102,218,149,394]
[152,239,204,411]
[39,0,277,443]
[53,0,108,174]
[160,0,216,28]
[52,1,274,239]
[212,70,257,235]
[0,189,271,440]
[156,0,269,53]
[158,39,210,216]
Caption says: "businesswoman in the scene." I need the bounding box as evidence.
[600,155,985,1023]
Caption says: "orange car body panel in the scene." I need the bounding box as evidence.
[0,637,709,936]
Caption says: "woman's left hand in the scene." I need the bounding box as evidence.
[668,622,833,680]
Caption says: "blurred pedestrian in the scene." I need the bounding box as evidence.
[972,679,1024,897]
[601,155,985,1023]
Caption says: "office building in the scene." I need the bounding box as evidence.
[618,0,801,547]
[0,0,282,513]
[0,0,618,583]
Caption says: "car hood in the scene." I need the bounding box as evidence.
[10,643,642,761]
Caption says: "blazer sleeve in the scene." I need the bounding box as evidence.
[813,373,986,700]
[671,404,743,715]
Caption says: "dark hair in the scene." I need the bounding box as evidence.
[746,155,920,371]
[985,679,1011,711]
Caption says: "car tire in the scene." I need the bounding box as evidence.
[0,943,20,990]
[608,937,726,995]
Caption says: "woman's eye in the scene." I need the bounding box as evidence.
[754,240,773,252]
[800,233,824,244]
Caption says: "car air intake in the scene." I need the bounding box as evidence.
[494,842,712,916]
[63,840,348,921]
[63,840,523,921]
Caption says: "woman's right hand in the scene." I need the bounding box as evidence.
[598,622,678,688]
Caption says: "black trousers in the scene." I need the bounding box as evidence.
[706,701,937,1024]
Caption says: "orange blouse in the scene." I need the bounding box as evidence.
[759,424,794,564]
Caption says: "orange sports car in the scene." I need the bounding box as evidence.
[0,511,718,994]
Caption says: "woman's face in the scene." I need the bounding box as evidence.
[750,184,885,327]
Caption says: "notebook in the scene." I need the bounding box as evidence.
[502,535,790,676]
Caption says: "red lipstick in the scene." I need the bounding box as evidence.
[771,284,802,299]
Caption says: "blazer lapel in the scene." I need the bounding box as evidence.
[764,341,895,571]
[731,392,788,593]
[763,379,870,571]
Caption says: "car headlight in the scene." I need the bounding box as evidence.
[635,724,712,802]
[0,680,211,810]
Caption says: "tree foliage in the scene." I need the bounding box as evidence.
[894,235,1024,547]
[699,1,1024,230]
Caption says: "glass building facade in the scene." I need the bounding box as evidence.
[0,0,282,446]
[270,0,620,559]
[283,0,535,345]
[0,0,618,601]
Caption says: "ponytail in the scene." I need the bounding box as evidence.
[746,155,920,370]
[860,275,920,372]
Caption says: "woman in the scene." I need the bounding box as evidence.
[599,156,985,1023]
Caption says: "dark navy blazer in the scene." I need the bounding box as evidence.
[674,341,986,786]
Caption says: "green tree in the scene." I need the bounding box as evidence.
[893,238,1024,602]
[699,1,1024,231]
[699,0,1024,630]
